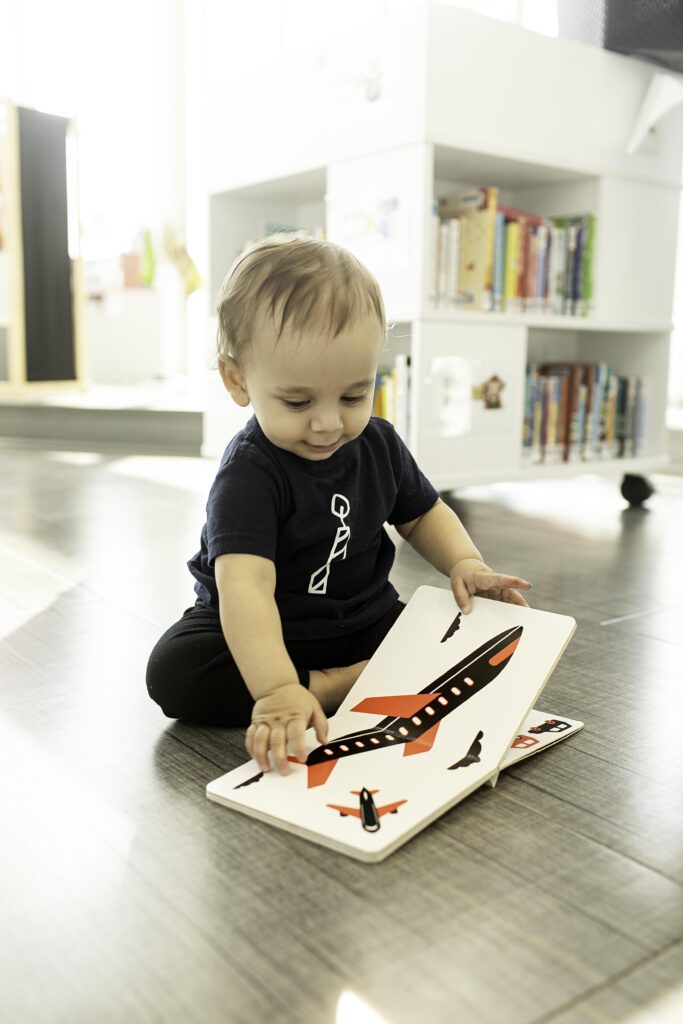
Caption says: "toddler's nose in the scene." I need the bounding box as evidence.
[311,407,343,434]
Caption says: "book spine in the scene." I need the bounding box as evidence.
[522,363,538,459]
[552,225,567,315]
[580,213,596,317]
[525,227,538,313]
[394,354,410,443]
[446,217,461,308]
[516,217,528,315]
[615,375,628,457]
[564,223,578,317]
[438,221,449,308]
[481,186,499,312]
[493,210,505,312]
[567,364,586,462]
[535,223,548,313]
[571,219,584,316]
[581,363,596,459]
[504,220,520,313]
[531,373,544,463]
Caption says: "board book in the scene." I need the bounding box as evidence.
[207,587,578,862]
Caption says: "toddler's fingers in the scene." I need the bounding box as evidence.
[503,588,529,607]
[312,704,328,744]
[269,723,289,776]
[245,723,255,760]
[474,571,531,592]
[452,575,472,613]
[252,722,271,772]
[287,718,307,764]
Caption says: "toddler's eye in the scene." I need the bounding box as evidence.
[283,399,310,409]
[342,394,367,405]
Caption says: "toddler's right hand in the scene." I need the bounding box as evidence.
[246,683,328,776]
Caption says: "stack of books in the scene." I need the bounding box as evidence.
[522,362,645,464]
[431,187,596,317]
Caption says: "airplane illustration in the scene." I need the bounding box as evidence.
[304,624,523,788]
[327,788,407,832]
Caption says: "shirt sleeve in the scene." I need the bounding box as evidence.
[205,446,284,564]
[384,427,439,526]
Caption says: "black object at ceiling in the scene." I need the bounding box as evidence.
[559,0,683,74]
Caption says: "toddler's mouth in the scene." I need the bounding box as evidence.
[306,440,340,453]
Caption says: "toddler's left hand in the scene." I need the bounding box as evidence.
[450,557,531,613]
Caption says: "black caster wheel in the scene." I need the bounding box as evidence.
[620,474,654,506]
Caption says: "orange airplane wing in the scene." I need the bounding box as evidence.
[352,694,437,717]
[326,803,361,818]
[376,799,407,817]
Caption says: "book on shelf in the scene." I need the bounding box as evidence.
[521,361,646,464]
[431,188,596,318]
[373,355,410,442]
[437,187,498,312]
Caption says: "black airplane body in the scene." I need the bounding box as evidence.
[304,624,523,788]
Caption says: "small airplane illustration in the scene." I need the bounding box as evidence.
[304,624,523,788]
[449,729,484,770]
[327,788,407,832]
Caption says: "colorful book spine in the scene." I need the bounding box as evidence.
[482,186,499,312]
[446,217,461,308]
[493,210,505,312]
[504,220,520,313]
[580,213,596,317]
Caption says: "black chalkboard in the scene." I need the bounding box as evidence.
[19,106,76,382]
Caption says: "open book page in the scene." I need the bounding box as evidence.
[207,587,576,861]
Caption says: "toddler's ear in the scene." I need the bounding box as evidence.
[218,356,250,407]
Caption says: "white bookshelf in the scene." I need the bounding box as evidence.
[204,2,683,494]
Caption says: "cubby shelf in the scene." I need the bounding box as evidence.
[204,3,683,491]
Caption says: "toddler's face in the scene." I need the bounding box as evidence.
[233,311,385,461]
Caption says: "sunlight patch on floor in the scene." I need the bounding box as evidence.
[107,454,216,492]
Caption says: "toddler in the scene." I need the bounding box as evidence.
[146,236,531,775]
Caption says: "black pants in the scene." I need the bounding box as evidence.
[146,601,405,727]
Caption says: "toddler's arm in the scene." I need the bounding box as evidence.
[216,554,327,773]
[395,498,531,612]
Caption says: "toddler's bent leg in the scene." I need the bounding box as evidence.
[146,606,258,727]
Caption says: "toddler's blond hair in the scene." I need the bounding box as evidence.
[216,235,386,365]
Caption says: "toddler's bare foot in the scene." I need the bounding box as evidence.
[309,660,369,716]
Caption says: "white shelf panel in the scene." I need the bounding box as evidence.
[209,167,326,203]
[431,455,669,492]
[433,143,594,190]
[403,310,673,334]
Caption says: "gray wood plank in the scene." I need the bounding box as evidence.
[543,940,683,1023]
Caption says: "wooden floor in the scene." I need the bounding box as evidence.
[1,444,682,1024]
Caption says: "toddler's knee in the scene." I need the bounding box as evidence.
[146,641,184,719]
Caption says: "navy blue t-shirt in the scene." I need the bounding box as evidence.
[188,415,439,640]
